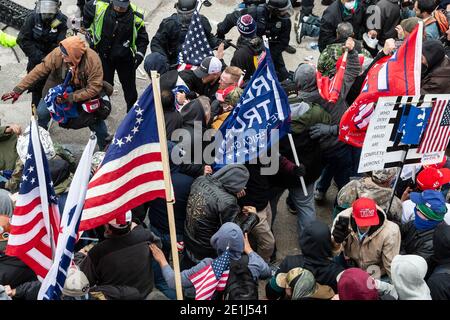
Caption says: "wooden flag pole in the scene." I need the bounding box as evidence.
[150,71,183,300]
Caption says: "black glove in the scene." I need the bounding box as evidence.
[332,216,350,243]
[309,124,337,140]
[293,164,306,177]
[135,53,144,69]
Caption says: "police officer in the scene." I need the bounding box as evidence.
[83,0,149,112]
[217,0,293,81]
[151,0,221,68]
[17,0,68,107]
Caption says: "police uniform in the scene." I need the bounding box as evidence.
[83,0,149,111]
[217,4,291,81]
[17,10,68,106]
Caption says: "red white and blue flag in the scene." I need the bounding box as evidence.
[189,249,230,300]
[418,99,450,154]
[79,86,166,231]
[6,118,60,280]
[339,22,423,147]
[38,134,97,300]
[178,9,213,69]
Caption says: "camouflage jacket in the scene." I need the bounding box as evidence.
[5,144,75,195]
[318,42,372,77]
[337,177,403,224]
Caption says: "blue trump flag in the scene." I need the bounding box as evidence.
[214,48,290,169]
[394,104,431,145]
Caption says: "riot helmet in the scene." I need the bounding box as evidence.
[36,0,60,23]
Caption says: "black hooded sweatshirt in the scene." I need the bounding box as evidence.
[266,221,344,299]
[427,224,450,300]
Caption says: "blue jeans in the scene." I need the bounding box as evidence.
[288,183,316,240]
[150,226,183,300]
[37,99,109,150]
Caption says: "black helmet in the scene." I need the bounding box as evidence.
[267,0,290,10]
[175,0,197,14]
[36,0,60,22]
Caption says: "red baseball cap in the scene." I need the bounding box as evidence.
[352,198,379,227]
[416,167,450,190]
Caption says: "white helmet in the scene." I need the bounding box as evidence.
[16,126,56,164]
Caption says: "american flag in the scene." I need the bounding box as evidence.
[79,86,166,231]
[6,118,60,280]
[178,9,213,67]
[189,249,230,300]
[418,99,450,154]
[38,135,97,300]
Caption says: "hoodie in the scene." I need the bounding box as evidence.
[212,164,250,194]
[162,222,270,290]
[300,221,345,292]
[427,224,450,299]
[184,165,249,260]
[338,268,379,300]
[391,255,431,300]
[294,50,360,155]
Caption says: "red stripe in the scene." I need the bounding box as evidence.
[14,197,41,216]
[430,101,446,152]
[419,100,442,153]
[427,100,443,152]
[6,227,48,256]
[10,212,44,235]
[85,171,164,209]
[79,188,166,231]
[88,153,162,188]
[35,238,52,258]
[18,251,48,279]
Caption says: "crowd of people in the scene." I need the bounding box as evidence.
[1,0,450,301]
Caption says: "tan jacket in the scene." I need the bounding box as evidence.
[14,46,103,103]
[331,206,401,277]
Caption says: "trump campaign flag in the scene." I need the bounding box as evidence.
[214,45,290,168]
[38,134,97,300]
[79,86,166,231]
[339,22,423,147]
[6,118,60,280]
[189,248,230,300]
[316,50,348,103]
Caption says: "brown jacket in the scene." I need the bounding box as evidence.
[421,57,450,94]
[331,206,401,277]
[14,46,103,102]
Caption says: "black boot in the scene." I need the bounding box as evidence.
[285,44,297,54]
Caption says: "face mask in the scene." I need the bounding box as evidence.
[344,0,356,10]
[414,208,441,231]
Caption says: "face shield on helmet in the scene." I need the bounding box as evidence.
[268,0,294,18]
[36,0,59,22]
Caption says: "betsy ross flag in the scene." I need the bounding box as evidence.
[189,249,230,300]
[38,134,97,300]
[6,118,60,280]
[339,22,423,147]
[418,99,450,154]
[79,86,166,231]
[178,9,213,68]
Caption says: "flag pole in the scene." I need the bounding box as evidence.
[386,147,409,215]
[150,71,183,300]
[288,133,308,196]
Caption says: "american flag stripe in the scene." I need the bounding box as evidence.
[5,118,61,279]
[418,99,450,153]
[80,86,168,231]
[194,271,230,300]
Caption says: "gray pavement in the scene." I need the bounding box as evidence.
[0,0,338,287]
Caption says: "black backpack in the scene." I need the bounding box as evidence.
[222,255,258,300]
